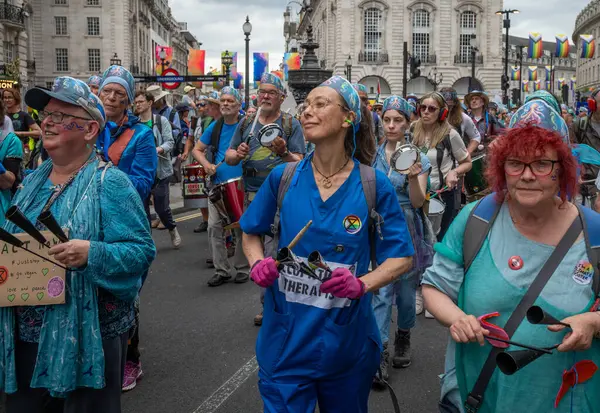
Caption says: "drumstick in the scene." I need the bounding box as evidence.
[287,220,312,250]
[157,154,170,161]
[244,107,262,144]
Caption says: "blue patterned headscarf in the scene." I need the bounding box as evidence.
[221,86,241,103]
[508,99,569,144]
[352,83,368,94]
[87,75,102,88]
[260,73,284,92]
[524,90,561,115]
[406,93,418,107]
[320,76,362,127]
[99,65,135,103]
[383,96,414,120]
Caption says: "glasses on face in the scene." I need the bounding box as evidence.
[298,97,347,117]
[39,110,92,123]
[258,89,279,98]
[504,159,559,177]
[420,104,439,114]
[134,100,149,106]
[100,88,127,100]
[199,103,206,107]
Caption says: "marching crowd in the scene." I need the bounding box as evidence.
[0,61,598,413]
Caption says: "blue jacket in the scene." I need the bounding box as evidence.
[101,111,157,201]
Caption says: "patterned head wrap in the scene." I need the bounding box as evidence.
[440,88,458,104]
[260,73,284,92]
[352,83,368,94]
[319,76,361,127]
[87,75,102,88]
[508,99,569,144]
[99,65,135,103]
[221,86,241,103]
[406,93,418,107]
[524,90,561,115]
[382,96,414,120]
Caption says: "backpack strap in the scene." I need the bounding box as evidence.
[269,162,300,253]
[281,113,293,138]
[210,118,225,161]
[153,114,161,145]
[577,204,600,298]
[107,128,135,167]
[240,114,255,138]
[436,134,456,190]
[462,194,502,274]
[168,108,176,124]
[359,163,381,271]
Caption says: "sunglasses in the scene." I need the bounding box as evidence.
[420,104,439,114]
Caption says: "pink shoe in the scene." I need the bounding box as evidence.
[122,361,143,392]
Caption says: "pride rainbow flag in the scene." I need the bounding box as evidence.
[522,81,529,92]
[534,80,542,91]
[558,78,566,88]
[528,32,543,59]
[545,65,552,80]
[555,35,570,58]
[510,67,520,81]
[571,75,577,89]
[528,66,538,81]
[580,35,596,58]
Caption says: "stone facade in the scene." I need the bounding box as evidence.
[293,0,504,98]
[573,0,600,93]
[0,1,35,91]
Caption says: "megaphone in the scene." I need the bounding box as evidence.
[307,251,332,276]
[0,227,24,248]
[37,211,69,243]
[6,206,49,246]
[526,306,571,328]
[496,348,548,375]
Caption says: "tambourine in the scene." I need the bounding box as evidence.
[258,123,284,147]
[390,144,420,174]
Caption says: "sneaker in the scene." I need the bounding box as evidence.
[254,311,263,326]
[207,273,231,287]
[234,273,249,284]
[425,310,435,319]
[392,330,412,368]
[194,221,208,233]
[169,228,181,249]
[122,361,143,392]
[372,342,389,389]
[206,258,214,268]
[415,288,424,315]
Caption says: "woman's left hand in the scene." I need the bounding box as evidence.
[269,136,287,156]
[548,312,600,352]
[445,170,459,189]
[407,162,423,179]
[48,240,90,268]
[320,268,366,299]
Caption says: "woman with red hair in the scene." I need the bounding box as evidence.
[422,98,600,412]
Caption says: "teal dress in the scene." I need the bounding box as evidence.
[423,201,600,413]
[0,155,155,396]
[0,132,23,226]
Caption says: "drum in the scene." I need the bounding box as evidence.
[258,123,283,147]
[464,155,488,196]
[390,144,420,174]
[208,178,245,228]
[182,163,208,209]
[427,198,446,236]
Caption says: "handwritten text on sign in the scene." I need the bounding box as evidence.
[0,230,66,307]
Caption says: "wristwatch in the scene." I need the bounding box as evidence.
[277,150,290,158]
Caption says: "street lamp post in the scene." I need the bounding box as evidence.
[516,45,524,105]
[158,47,167,90]
[345,55,352,82]
[427,67,443,91]
[496,9,519,105]
[243,16,252,109]
[110,53,122,67]
[222,50,234,87]
[469,34,479,92]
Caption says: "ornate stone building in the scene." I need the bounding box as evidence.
[573,0,600,94]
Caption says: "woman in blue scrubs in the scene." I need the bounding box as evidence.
[239,76,415,413]
[372,96,434,384]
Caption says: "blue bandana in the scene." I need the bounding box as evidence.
[508,99,570,144]
[221,86,241,103]
[207,91,220,103]
[406,93,418,107]
[99,65,135,103]
[260,73,284,92]
[87,75,102,87]
[320,76,361,127]
[352,83,368,94]
[382,96,414,120]
[524,90,561,115]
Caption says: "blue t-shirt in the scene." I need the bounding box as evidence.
[201,121,243,185]
[372,142,431,206]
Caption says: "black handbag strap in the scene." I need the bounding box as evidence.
[465,215,583,412]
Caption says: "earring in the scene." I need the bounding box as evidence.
[86,143,91,149]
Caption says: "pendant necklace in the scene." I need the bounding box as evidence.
[312,157,350,189]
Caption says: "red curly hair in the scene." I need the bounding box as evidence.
[485,126,578,203]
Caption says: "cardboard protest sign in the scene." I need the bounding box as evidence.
[0,231,66,307]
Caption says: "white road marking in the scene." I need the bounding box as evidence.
[192,356,259,413]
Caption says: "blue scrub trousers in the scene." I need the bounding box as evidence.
[257,350,379,413]
[372,270,418,344]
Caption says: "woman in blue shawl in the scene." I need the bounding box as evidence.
[1,77,156,413]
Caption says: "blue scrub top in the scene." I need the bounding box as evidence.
[200,121,243,185]
[240,156,415,378]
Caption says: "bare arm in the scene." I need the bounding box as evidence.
[0,171,15,190]
[422,284,466,328]
[191,140,216,175]
[242,233,265,268]
[15,123,42,139]
[454,154,472,176]
[408,167,428,209]
[360,257,413,293]
[467,139,479,155]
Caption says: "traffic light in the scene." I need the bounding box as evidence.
[501,74,510,92]
[410,57,421,79]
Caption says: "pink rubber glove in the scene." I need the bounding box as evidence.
[320,268,366,299]
[250,257,280,288]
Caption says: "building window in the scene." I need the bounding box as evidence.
[412,9,430,60]
[54,0,67,4]
[87,17,100,36]
[459,11,477,63]
[55,16,67,35]
[3,42,13,63]
[363,8,382,61]
[86,0,100,5]
[46,81,54,90]
[88,49,101,72]
[56,48,69,72]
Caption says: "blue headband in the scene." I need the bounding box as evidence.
[221,86,241,103]
[99,65,135,103]
[320,76,361,127]
[260,73,284,92]
[352,83,368,94]
[508,100,569,144]
[382,96,414,120]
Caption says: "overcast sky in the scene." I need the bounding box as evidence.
[170,0,590,79]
